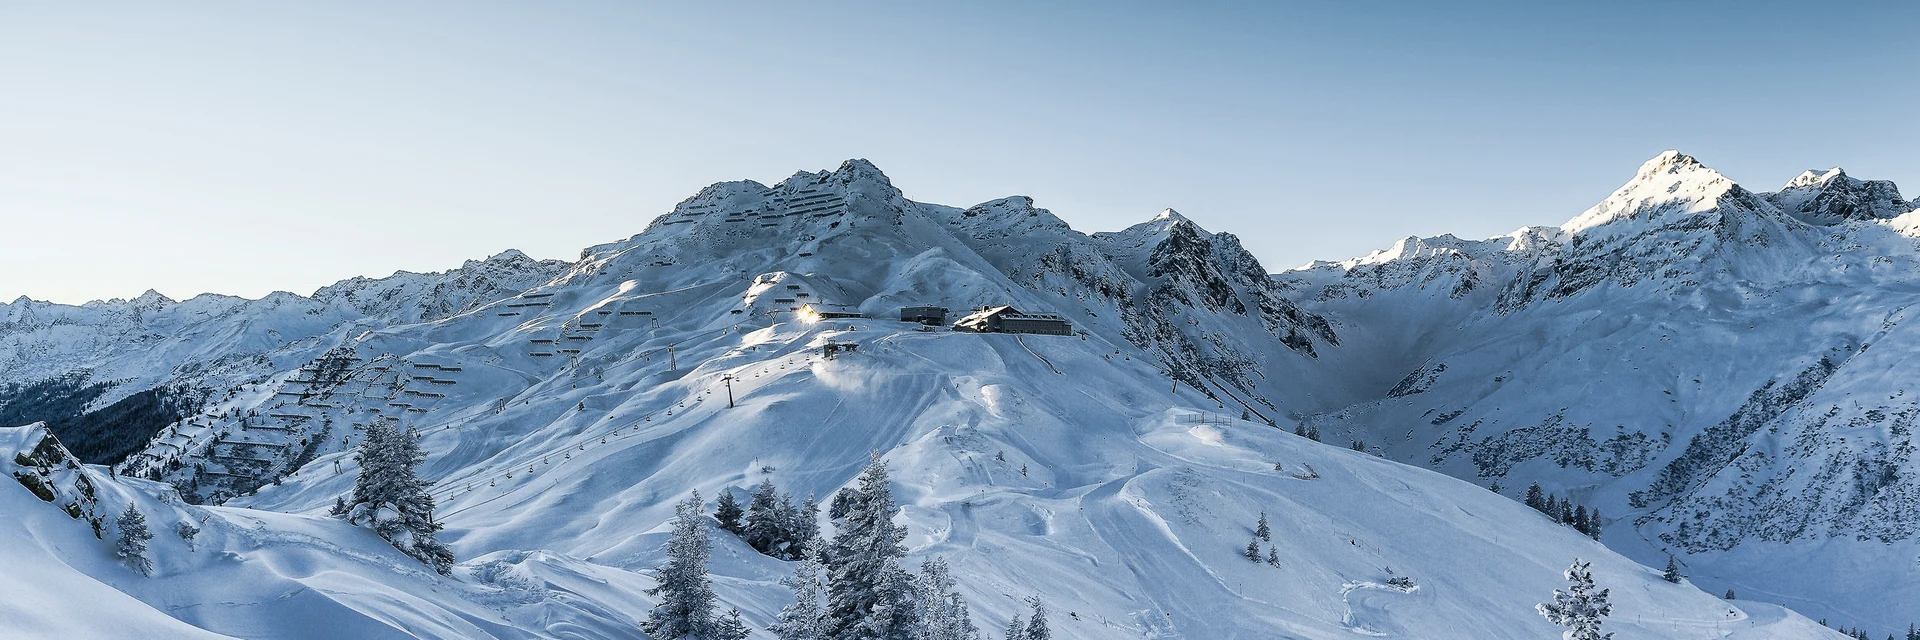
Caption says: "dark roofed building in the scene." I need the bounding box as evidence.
[952,305,1073,336]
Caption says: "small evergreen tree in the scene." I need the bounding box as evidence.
[346,422,454,574]
[745,479,786,554]
[916,557,980,640]
[1574,506,1590,536]
[769,555,826,640]
[1661,556,1683,583]
[1587,508,1603,540]
[1023,597,1049,640]
[1255,511,1271,541]
[820,453,918,640]
[1525,483,1547,512]
[115,504,154,577]
[174,520,199,551]
[714,609,751,640]
[793,493,821,557]
[1002,615,1024,640]
[1265,546,1280,567]
[829,489,855,521]
[1537,559,1613,640]
[1307,426,1322,442]
[1245,538,1262,562]
[1293,425,1307,438]
[714,490,745,535]
[643,491,721,639]
[1724,589,1736,600]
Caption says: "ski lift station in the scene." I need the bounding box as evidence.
[951,305,1074,336]
[898,305,948,325]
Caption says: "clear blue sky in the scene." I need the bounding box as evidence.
[3,1,1916,304]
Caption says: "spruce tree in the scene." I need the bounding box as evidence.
[1002,615,1024,640]
[1245,538,1262,562]
[745,479,785,555]
[1574,506,1590,536]
[347,422,453,574]
[770,555,826,640]
[714,490,745,535]
[916,557,980,640]
[1255,511,1271,542]
[1661,556,1683,583]
[793,494,822,558]
[115,504,154,577]
[1023,597,1049,640]
[644,492,721,640]
[714,609,751,640]
[821,453,918,640]
[1587,508,1603,540]
[1525,483,1546,512]
[1266,546,1280,567]
[1537,559,1613,640]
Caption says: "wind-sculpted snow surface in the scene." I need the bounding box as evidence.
[0,158,1840,638]
[1285,151,1920,634]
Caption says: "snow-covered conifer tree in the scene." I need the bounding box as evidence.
[916,557,980,640]
[174,520,199,551]
[715,490,745,535]
[1538,559,1613,640]
[1255,511,1271,541]
[1245,538,1261,562]
[770,555,827,640]
[715,608,751,640]
[644,491,721,640]
[1661,556,1683,584]
[115,504,153,576]
[821,453,918,639]
[1023,597,1049,640]
[1001,615,1024,640]
[346,422,454,574]
[1525,483,1546,512]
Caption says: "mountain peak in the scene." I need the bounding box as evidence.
[1561,150,1748,235]
[1783,167,1847,190]
[1155,208,1189,223]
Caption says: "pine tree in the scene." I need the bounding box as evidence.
[714,609,751,640]
[770,556,826,640]
[346,422,454,574]
[916,557,980,640]
[829,489,855,521]
[1724,589,1736,600]
[1023,597,1050,640]
[1574,505,1589,535]
[1661,556,1683,584]
[714,490,745,535]
[1293,425,1307,438]
[1558,500,1574,526]
[1349,440,1366,452]
[1307,426,1322,442]
[115,504,154,577]
[643,492,721,640]
[1525,483,1546,512]
[793,493,821,558]
[1245,538,1262,562]
[821,453,919,640]
[1002,615,1024,640]
[1265,546,1280,567]
[745,479,786,555]
[174,520,199,551]
[1254,512,1271,542]
[1587,508,1603,540]
[1537,559,1613,640]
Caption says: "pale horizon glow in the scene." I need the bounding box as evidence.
[3,1,1916,304]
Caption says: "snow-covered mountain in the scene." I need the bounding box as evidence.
[1283,151,1920,634]
[0,250,566,462]
[0,157,1853,638]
